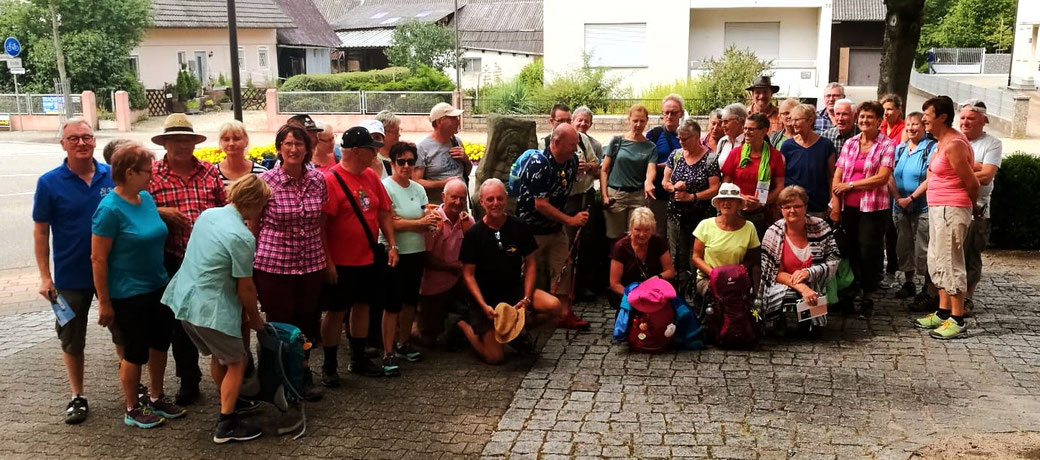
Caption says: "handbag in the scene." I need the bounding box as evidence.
[331,170,388,268]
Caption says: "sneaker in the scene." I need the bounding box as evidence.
[300,371,323,402]
[393,342,423,362]
[348,357,384,378]
[857,298,874,320]
[320,367,341,388]
[137,384,148,405]
[65,396,88,425]
[914,312,945,329]
[213,415,262,444]
[559,312,591,331]
[234,398,263,414]
[124,405,165,429]
[930,318,967,340]
[882,271,898,289]
[147,394,187,419]
[964,298,975,318]
[910,294,939,312]
[381,354,401,377]
[895,281,917,299]
[174,381,200,406]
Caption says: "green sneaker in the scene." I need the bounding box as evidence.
[914,312,944,329]
[930,319,967,340]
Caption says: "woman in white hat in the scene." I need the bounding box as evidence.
[691,182,762,296]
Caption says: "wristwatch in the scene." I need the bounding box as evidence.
[522,297,532,306]
[847,182,855,190]
[389,245,399,251]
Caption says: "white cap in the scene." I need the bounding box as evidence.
[711,182,743,208]
[429,102,463,122]
[360,119,385,136]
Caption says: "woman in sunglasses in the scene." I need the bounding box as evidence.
[377,142,440,376]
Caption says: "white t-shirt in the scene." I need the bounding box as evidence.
[969,132,1002,218]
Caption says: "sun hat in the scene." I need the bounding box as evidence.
[151,113,207,146]
[493,302,525,344]
[429,102,463,122]
[745,75,780,93]
[959,99,989,123]
[711,182,743,208]
[628,278,676,313]
[286,114,323,132]
[360,119,385,136]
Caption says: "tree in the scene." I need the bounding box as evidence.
[694,46,771,112]
[384,21,459,72]
[878,0,927,103]
[920,0,1016,52]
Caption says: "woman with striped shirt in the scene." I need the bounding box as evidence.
[216,120,266,186]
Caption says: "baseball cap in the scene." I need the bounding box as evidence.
[287,114,322,132]
[360,119,385,136]
[429,102,463,122]
[341,126,384,150]
[959,99,989,122]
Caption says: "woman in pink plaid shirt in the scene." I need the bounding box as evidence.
[828,100,896,318]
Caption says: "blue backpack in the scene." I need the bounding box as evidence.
[671,295,705,350]
[507,148,544,197]
[612,282,640,342]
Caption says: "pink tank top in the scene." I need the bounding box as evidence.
[843,154,868,207]
[926,137,973,208]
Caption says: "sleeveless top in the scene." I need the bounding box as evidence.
[926,137,973,208]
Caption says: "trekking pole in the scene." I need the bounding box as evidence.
[551,194,587,341]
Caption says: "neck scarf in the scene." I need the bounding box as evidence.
[738,141,771,182]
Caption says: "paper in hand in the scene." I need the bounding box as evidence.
[51,294,76,327]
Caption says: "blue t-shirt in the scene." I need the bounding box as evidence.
[780,137,836,213]
[32,160,115,290]
[91,191,169,299]
[516,149,577,235]
[647,127,681,200]
[892,138,936,214]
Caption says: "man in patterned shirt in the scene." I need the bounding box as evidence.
[821,99,860,153]
[815,82,845,133]
[149,114,227,406]
[516,123,590,331]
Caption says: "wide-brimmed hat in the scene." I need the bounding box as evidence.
[287,114,323,132]
[493,302,525,344]
[430,102,463,122]
[745,75,780,93]
[341,126,384,150]
[151,113,207,146]
[960,99,989,123]
[711,182,743,208]
[629,278,676,313]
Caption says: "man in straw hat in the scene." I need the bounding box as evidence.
[456,179,562,364]
[747,75,782,134]
[148,113,227,406]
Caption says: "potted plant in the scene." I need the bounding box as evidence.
[218,95,232,111]
[98,108,117,130]
[171,69,201,113]
[185,99,200,114]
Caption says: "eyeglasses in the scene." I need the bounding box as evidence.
[781,204,805,211]
[65,135,95,144]
[133,167,152,175]
[742,126,764,132]
[395,158,417,166]
[494,231,504,250]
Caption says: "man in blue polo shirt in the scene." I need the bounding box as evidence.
[33,118,115,424]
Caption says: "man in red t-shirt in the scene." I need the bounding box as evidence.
[320,126,398,384]
[721,113,785,239]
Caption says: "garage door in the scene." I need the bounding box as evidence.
[848,48,882,86]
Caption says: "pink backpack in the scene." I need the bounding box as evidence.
[707,265,757,349]
[626,278,677,353]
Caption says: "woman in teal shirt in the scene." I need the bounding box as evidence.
[600,104,657,240]
[92,143,181,429]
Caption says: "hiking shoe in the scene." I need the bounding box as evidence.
[559,312,591,331]
[147,394,186,419]
[914,312,945,329]
[964,298,975,318]
[213,415,262,444]
[509,332,538,357]
[895,281,917,299]
[348,358,383,378]
[930,318,967,340]
[393,342,423,362]
[124,405,165,429]
[857,298,874,320]
[381,355,401,377]
[320,367,341,388]
[234,398,263,414]
[300,371,323,402]
[910,294,939,312]
[174,381,200,406]
[65,396,88,425]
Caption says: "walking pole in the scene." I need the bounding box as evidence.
[551,194,587,341]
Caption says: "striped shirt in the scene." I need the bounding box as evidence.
[835,133,897,213]
[217,161,268,186]
[254,167,329,274]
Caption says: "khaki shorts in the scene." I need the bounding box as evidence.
[182,321,247,365]
[892,210,929,274]
[603,187,647,239]
[532,230,571,296]
[927,206,971,295]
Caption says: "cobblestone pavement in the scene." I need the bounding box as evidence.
[0,260,1038,459]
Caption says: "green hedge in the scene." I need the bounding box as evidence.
[280,66,454,92]
[991,153,1040,249]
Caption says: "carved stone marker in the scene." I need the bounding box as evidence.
[471,115,537,218]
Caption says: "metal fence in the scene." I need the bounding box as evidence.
[909,71,1017,119]
[0,94,83,115]
[276,90,452,115]
[933,47,985,74]
[467,98,676,116]
[364,91,452,115]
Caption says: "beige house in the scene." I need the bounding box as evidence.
[132,0,294,89]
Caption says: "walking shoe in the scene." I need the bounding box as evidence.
[393,342,424,362]
[857,298,874,320]
[234,398,263,414]
[895,281,917,299]
[509,331,538,357]
[174,381,200,406]
[882,271,898,289]
[65,396,88,425]
[909,294,939,312]
[137,384,148,405]
[213,415,262,444]
[348,357,384,378]
[914,312,945,329]
[558,312,591,331]
[146,394,187,419]
[320,367,341,388]
[300,370,323,402]
[381,354,401,377]
[930,318,967,340]
[964,298,975,318]
[124,404,165,429]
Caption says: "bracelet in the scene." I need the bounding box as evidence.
[522,297,532,306]
[389,245,399,251]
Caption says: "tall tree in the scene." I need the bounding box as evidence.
[384,21,459,72]
[878,0,927,102]
[922,0,1016,52]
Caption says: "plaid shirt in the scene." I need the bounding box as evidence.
[821,125,859,154]
[254,168,329,274]
[814,108,834,133]
[149,158,227,259]
[836,132,897,212]
[751,104,781,133]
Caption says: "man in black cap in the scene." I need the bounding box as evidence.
[747,75,782,134]
[287,114,323,152]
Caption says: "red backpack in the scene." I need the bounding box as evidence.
[627,306,675,353]
[707,264,758,349]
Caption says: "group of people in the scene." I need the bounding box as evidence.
[33,76,1001,441]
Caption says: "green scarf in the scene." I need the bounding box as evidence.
[738,141,771,182]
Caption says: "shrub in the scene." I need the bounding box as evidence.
[480,79,536,114]
[693,46,771,112]
[516,59,543,88]
[173,70,201,102]
[990,153,1040,249]
[638,78,712,115]
[538,54,627,114]
[280,66,452,92]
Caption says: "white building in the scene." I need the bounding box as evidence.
[1010,1,1040,90]
[544,0,833,98]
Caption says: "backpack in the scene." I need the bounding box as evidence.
[627,302,675,353]
[612,282,639,342]
[706,264,758,349]
[253,322,310,439]
[671,295,705,351]
[507,148,544,197]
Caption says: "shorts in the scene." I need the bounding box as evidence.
[532,231,571,295]
[417,282,465,341]
[385,252,426,313]
[181,321,247,365]
[964,217,990,288]
[892,210,929,274]
[55,289,95,354]
[111,288,174,365]
[325,264,385,312]
[255,269,325,342]
[927,206,971,295]
[603,187,647,239]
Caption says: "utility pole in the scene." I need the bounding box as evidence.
[453,0,462,107]
[49,0,73,119]
[227,0,243,121]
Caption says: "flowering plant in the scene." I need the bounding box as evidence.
[193,142,276,164]
[464,143,486,163]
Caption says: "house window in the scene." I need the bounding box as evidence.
[463,57,481,73]
[128,55,140,80]
[724,22,780,61]
[238,46,245,68]
[258,46,269,68]
[584,23,647,67]
[177,51,187,70]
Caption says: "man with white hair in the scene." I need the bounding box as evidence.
[815,82,845,133]
[820,98,860,153]
[715,103,747,167]
[417,178,474,347]
[959,99,1002,312]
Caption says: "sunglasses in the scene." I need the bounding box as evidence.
[395,158,417,166]
[494,231,504,250]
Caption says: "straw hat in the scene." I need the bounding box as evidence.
[151,113,207,146]
[493,302,526,344]
[628,278,676,313]
[711,182,743,208]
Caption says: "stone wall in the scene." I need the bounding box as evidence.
[983,54,1012,75]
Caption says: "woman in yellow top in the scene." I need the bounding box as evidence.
[691,182,762,296]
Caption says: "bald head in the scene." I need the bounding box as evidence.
[442,177,469,217]
[549,123,580,161]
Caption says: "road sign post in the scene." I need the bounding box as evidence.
[4,37,21,58]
